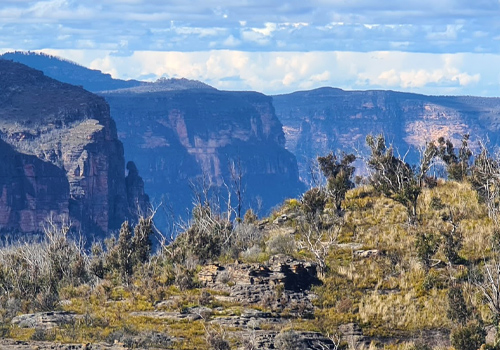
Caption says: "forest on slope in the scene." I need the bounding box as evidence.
[0,133,499,350]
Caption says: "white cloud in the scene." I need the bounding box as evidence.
[222,35,241,47]
[24,49,495,97]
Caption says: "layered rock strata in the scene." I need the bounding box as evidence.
[0,60,147,238]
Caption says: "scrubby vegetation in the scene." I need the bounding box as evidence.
[3,134,500,349]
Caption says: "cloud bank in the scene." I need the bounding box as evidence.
[14,49,494,96]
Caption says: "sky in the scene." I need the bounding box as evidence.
[1,0,500,96]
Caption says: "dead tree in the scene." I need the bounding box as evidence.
[229,158,245,222]
[297,217,340,278]
[470,143,500,223]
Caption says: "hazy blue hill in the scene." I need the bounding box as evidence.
[0,51,142,92]
[106,76,216,93]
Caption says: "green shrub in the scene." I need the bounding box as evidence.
[415,232,439,269]
[225,223,263,259]
[450,319,486,350]
[302,188,326,217]
[447,285,470,325]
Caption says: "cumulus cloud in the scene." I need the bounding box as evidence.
[25,49,496,97]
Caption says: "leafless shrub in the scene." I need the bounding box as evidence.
[241,245,265,263]
[266,234,296,256]
[224,223,263,259]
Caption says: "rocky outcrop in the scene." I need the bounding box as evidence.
[125,161,150,216]
[338,323,370,348]
[0,339,135,350]
[273,87,500,182]
[0,139,69,238]
[11,311,80,329]
[0,60,147,238]
[198,255,319,314]
[253,331,339,350]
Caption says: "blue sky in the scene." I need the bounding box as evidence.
[1,0,500,95]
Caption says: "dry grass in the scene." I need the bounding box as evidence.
[359,289,450,332]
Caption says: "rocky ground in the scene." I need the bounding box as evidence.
[0,339,126,350]
[5,252,364,350]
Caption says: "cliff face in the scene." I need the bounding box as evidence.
[0,139,69,237]
[101,88,304,219]
[0,52,304,219]
[273,87,500,181]
[0,60,146,238]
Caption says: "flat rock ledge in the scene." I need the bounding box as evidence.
[0,338,128,350]
[11,311,82,329]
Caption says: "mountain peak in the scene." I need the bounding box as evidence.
[100,76,216,94]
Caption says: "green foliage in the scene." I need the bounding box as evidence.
[447,285,471,326]
[317,152,356,211]
[437,135,472,181]
[365,134,436,221]
[415,232,440,269]
[470,144,500,221]
[31,327,56,341]
[102,217,154,283]
[408,341,432,350]
[441,225,464,265]
[301,188,326,217]
[450,318,486,350]
[131,216,153,265]
[0,221,90,313]
[243,209,258,224]
[224,223,263,260]
[206,332,231,350]
[116,222,133,283]
[167,205,232,265]
[274,330,302,350]
[266,234,296,256]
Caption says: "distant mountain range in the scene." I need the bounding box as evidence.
[3,51,500,235]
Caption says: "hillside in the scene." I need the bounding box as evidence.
[1,52,305,224]
[1,135,499,349]
[101,88,305,224]
[0,51,142,92]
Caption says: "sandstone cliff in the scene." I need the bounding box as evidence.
[101,87,304,221]
[0,60,147,238]
[2,52,305,221]
[273,87,500,181]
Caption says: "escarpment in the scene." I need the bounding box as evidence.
[102,87,304,220]
[0,60,147,238]
[273,87,500,182]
